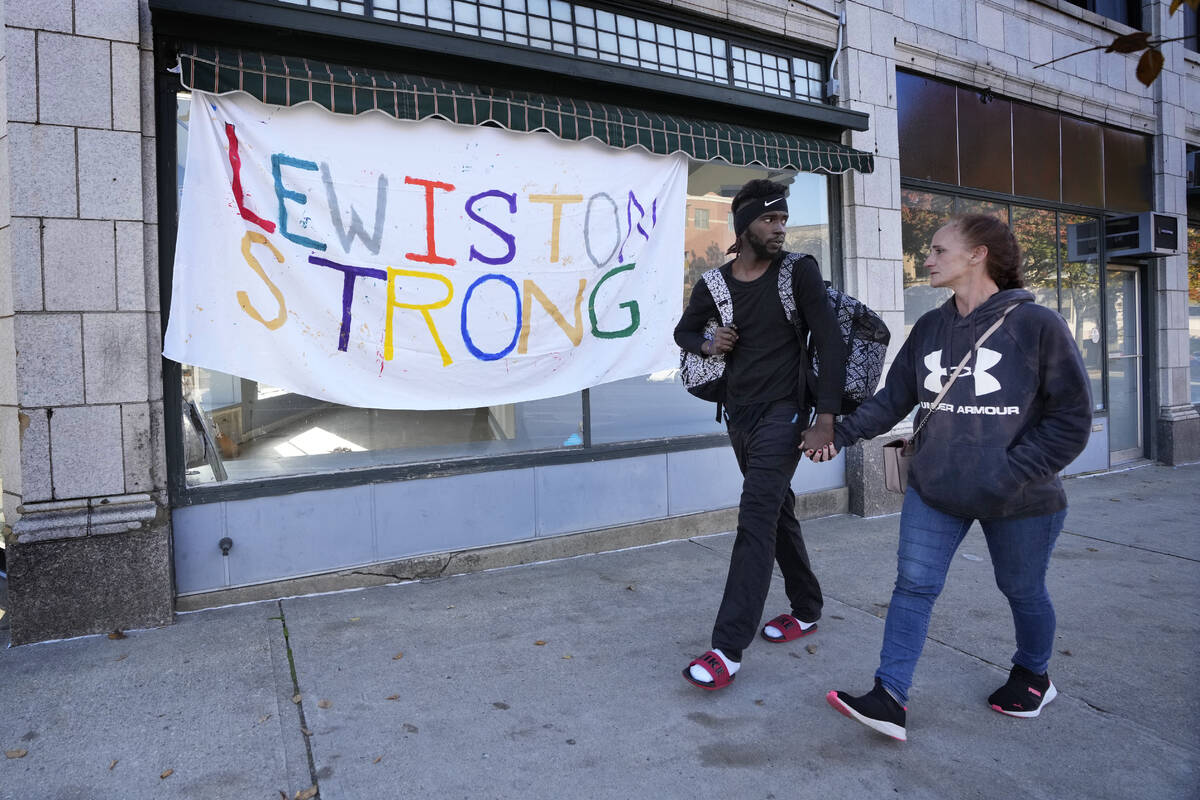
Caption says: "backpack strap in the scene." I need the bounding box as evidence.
[777,253,800,323]
[701,267,734,327]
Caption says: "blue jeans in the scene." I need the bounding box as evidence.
[876,488,1067,705]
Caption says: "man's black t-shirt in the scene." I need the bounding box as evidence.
[675,250,846,429]
[722,261,802,416]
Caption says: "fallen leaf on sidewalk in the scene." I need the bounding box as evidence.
[108,630,127,640]
[373,756,383,764]
[385,695,400,701]
[317,699,332,709]
[392,653,404,660]
[5,749,28,759]
[626,585,635,591]
[295,786,318,800]
[1086,547,1099,552]
[108,759,118,770]
[1060,649,1073,657]
[403,723,419,733]
[258,714,272,724]
[160,768,174,779]
[805,644,817,655]
[561,655,572,660]
[301,727,313,737]
[349,617,360,622]
[754,699,765,706]
[534,640,546,646]
[292,694,302,704]
[114,654,128,662]
[446,605,455,609]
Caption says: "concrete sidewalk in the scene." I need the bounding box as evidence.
[1,463,1197,799]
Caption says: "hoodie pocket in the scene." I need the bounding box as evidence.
[911,441,1023,517]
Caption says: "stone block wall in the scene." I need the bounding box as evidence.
[0,0,170,644]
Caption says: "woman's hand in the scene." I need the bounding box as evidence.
[808,442,838,462]
[800,414,834,456]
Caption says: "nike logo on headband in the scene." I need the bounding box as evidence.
[764,197,784,206]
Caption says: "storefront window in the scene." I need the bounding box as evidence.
[1060,213,1104,409]
[900,188,953,335]
[1012,205,1058,311]
[1189,224,1200,405]
[172,93,836,483]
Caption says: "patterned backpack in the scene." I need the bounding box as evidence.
[679,252,890,415]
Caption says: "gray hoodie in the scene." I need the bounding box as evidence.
[835,289,1092,520]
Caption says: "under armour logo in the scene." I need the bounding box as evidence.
[924,348,1002,396]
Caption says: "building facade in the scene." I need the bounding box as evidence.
[1,0,1197,644]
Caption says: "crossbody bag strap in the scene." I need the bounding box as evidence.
[910,303,1019,442]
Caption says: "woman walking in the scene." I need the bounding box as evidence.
[806,214,1092,741]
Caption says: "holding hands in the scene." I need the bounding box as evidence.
[807,442,838,462]
[801,414,838,462]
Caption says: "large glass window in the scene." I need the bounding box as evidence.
[1012,205,1058,311]
[172,93,835,484]
[1060,213,1104,408]
[1189,223,1200,405]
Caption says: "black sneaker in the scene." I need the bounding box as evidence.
[988,664,1057,718]
[826,679,907,741]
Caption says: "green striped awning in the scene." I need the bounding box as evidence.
[175,44,873,175]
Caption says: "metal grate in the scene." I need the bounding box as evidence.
[272,0,825,102]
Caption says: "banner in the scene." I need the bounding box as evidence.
[164,92,687,410]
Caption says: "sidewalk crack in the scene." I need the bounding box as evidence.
[274,601,321,798]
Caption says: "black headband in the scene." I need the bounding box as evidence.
[733,194,789,236]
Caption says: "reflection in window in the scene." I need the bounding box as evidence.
[1060,213,1104,409]
[900,188,953,334]
[1012,206,1058,311]
[1189,224,1200,404]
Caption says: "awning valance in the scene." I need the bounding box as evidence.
[175,44,873,175]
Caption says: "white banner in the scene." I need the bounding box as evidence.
[164,92,687,409]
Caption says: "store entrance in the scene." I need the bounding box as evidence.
[1106,265,1145,463]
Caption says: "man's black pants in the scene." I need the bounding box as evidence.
[711,399,823,657]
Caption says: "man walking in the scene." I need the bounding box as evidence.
[674,178,846,689]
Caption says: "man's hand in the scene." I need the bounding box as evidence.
[702,325,738,355]
[800,413,835,457]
